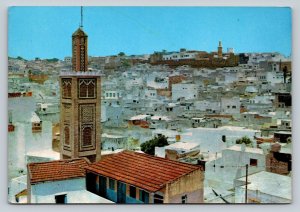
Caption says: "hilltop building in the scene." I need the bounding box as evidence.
[149,41,238,68]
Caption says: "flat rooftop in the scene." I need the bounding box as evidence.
[237,171,291,200]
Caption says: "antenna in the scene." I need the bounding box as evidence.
[80,6,83,28]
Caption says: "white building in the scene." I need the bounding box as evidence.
[205,145,266,190]
[235,171,291,203]
[64,57,72,64]
[155,141,200,159]
[104,90,122,100]
[8,97,55,180]
[142,87,157,99]
[8,175,27,203]
[146,73,169,90]
[221,97,240,114]
[266,71,284,85]
[27,159,113,204]
[149,115,171,130]
[101,133,128,151]
[172,83,198,101]
[194,100,220,113]
[181,126,259,154]
[162,50,199,61]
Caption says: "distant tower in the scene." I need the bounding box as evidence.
[218,41,223,58]
[59,7,101,163]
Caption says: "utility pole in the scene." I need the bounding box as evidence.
[245,164,248,203]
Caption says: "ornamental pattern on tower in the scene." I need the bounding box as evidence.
[78,79,96,98]
[79,104,96,151]
[62,78,72,98]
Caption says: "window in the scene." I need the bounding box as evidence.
[232,105,236,109]
[139,190,149,203]
[250,158,258,166]
[55,194,67,204]
[62,79,72,98]
[109,178,115,190]
[82,126,92,146]
[79,79,96,98]
[154,194,164,204]
[129,186,136,198]
[181,194,187,203]
[64,126,70,145]
[113,93,115,97]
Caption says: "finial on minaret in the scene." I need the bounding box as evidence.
[219,41,222,47]
[80,6,83,28]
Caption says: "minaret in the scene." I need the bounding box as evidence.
[218,41,222,58]
[59,7,101,163]
[72,7,88,72]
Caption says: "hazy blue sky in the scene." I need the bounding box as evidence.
[8,7,291,60]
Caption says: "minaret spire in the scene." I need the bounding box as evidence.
[80,6,83,28]
[72,6,88,72]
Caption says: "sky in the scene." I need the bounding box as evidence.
[8,6,291,60]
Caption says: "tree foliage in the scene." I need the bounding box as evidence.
[46,58,59,62]
[16,56,26,61]
[141,135,168,155]
[236,136,252,146]
[127,137,140,150]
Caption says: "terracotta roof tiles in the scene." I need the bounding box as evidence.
[28,158,89,184]
[86,151,201,192]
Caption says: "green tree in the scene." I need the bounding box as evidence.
[118,52,125,56]
[17,56,25,61]
[46,58,59,62]
[236,136,252,146]
[121,59,131,68]
[141,135,168,155]
[127,137,140,150]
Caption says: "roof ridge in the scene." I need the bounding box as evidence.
[28,158,85,166]
[120,151,199,169]
[101,153,195,175]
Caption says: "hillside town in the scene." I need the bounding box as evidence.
[8,12,292,204]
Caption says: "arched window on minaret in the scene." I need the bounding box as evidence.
[79,79,95,98]
[82,126,92,146]
[62,79,72,98]
[64,126,70,145]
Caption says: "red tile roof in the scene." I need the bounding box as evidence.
[86,151,201,192]
[28,158,89,184]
